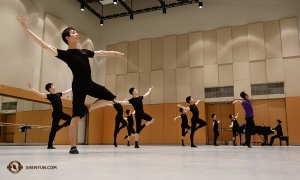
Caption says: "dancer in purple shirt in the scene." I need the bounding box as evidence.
[233,91,255,148]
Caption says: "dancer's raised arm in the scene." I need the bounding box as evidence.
[16,15,57,56]
[27,82,47,98]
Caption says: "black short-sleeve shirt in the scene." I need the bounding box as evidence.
[127,115,134,126]
[56,49,94,84]
[213,120,218,131]
[128,96,144,116]
[232,119,239,132]
[181,114,188,125]
[189,104,199,119]
[46,92,63,113]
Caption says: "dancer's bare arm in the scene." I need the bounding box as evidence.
[232,100,242,104]
[235,113,239,119]
[132,111,136,115]
[16,15,57,56]
[174,116,181,121]
[62,88,72,95]
[195,100,201,105]
[94,50,124,57]
[143,87,153,98]
[229,122,233,128]
[27,82,47,98]
[177,104,190,111]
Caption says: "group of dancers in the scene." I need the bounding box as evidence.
[16,15,284,154]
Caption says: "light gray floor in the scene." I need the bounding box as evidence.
[1,145,299,180]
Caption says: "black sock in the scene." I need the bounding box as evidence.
[127,141,130,146]
[71,146,77,150]
[135,141,139,148]
[182,140,185,146]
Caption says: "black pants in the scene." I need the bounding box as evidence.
[214,131,220,145]
[270,135,281,145]
[114,116,127,137]
[190,118,207,145]
[48,112,72,147]
[181,124,191,136]
[245,117,255,146]
[135,113,152,134]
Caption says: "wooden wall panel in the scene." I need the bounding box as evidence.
[190,67,205,100]
[163,104,179,144]
[88,108,103,144]
[285,97,300,144]
[138,105,151,144]
[151,38,163,70]
[176,67,190,103]
[128,41,139,73]
[249,61,267,84]
[150,104,164,143]
[217,27,233,64]
[163,36,176,70]
[106,44,117,75]
[268,99,287,145]
[116,42,128,75]
[252,100,270,143]
[151,70,163,104]
[189,31,203,67]
[220,104,235,141]
[139,39,151,72]
[232,25,249,62]
[176,34,190,68]
[139,71,151,104]
[39,110,52,143]
[264,20,282,59]
[203,30,217,65]
[101,107,116,144]
[247,23,265,61]
[163,70,176,103]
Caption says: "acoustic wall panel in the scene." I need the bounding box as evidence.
[163,36,176,70]
[176,67,190,102]
[139,71,151,104]
[176,34,190,68]
[139,39,151,72]
[266,58,285,83]
[232,25,249,62]
[151,38,163,70]
[248,23,265,61]
[249,61,267,84]
[233,61,250,81]
[204,64,218,87]
[234,80,251,99]
[284,58,300,97]
[116,74,127,101]
[106,44,117,75]
[190,67,205,100]
[105,75,116,95]
[217,27,233,64]
[203,30,217,65]
[264,20,282,59]
[218,64,233,86]
[128,41,139,73]
[189,31,203,67]
[151,70,164,104]
[116,43,128,74]
[127,72,139,99]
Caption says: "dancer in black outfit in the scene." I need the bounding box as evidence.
[212,114,220,146]
[27,82,72,149]
[174,108,191,146]
[16,15,124,154]
[269,119,283,146]
[178,96,207,147]
[229,113,239,146]
[107,103,127,147]
[122,87,154,148]
[124,109,136,146]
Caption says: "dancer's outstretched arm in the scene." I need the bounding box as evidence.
[143,87,153,98]
[235,113,239,119]
[16,15,57,56]
[27,82,47,98]
[62,88,72,95]
[132,111,136,115]
[94,50,124,57]
[195,100,201,105]
[177,104,190,111]
[174,116,181,121]
[232,100,242,104]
